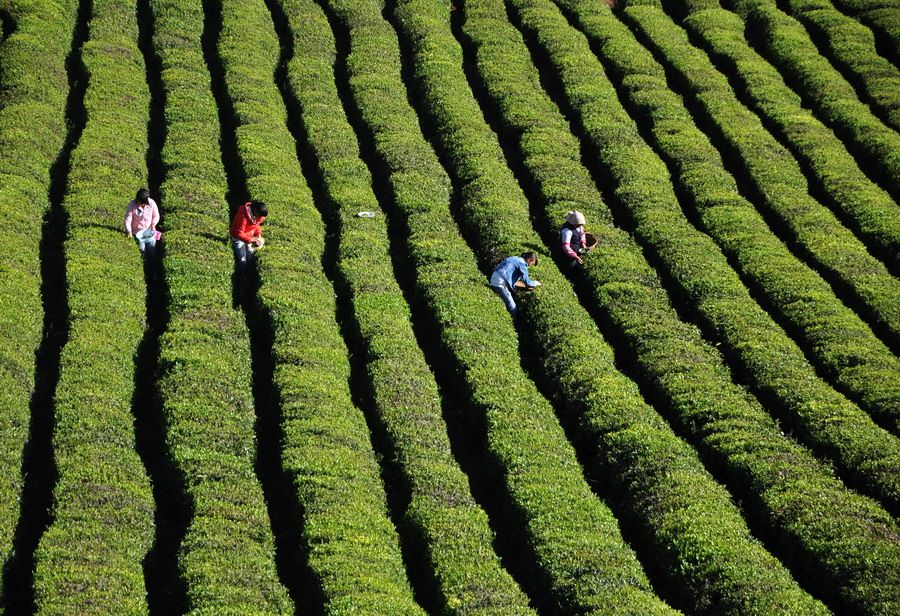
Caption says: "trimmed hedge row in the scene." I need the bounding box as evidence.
[393,1,829,613]
[32,0,155,611]
[150,0,292,611]
[568,0,900,439]
[320,0,676,613]
[523,0,900,508]
[566,0,900,459]
[273,0,534,612]
[780,0,900,131]
[664,1,900,276]
[462,1,900,613]
[828,1,900,65]
[215,0,422,612]
[0,0,76,598]
[620,2,900,354]
[726,0,900,196]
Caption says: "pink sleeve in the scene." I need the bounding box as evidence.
[561,228,578,258]
[151,199,160,228]
[123,203,133,233]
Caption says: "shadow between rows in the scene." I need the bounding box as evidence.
[202,0,312,611]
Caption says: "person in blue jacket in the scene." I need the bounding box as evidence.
[489,251,541,317]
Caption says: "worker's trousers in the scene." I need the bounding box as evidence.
[489,272,517,316]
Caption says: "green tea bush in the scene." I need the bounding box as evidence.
[512,0,900,508]
[827,0,900,64]
[559,0,900,451]
[321,0,676,612]
[150,0,292,610]
[216,0,422,611]
[33,0,155,611]
[0,0,76,597]
[727,0,900,195]
[780,0,900,130]
[661,0,900,275]
[464,0,900,613]
[621,2,900,353]
[392,0,829,613]
[273,0,534,612]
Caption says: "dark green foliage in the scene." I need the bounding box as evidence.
[551,0,900,481]
[32,0,155,611]
[841,5,900,64]
[274,0,534,612]
[150,0,292,611]
[661,0,900,275]
[780,0,900,130]
[464,0,900,613]
[515,0,900,508]
[726,0,900,195]
[321,0,676,612]
[216,0,422,611]
[622,2,900,353]
[393,0,830,613]
[0,0,76,601]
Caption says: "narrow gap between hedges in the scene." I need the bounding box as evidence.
[736,8,900,202]
[0,9,13,41]
[448,2,697,607]
[498,0,827,587]
[616,7,900,374]
[316,0,547,611]
[133,1,190,613]
[201,0,311,610]
[0,0,88,611]
[554,3,897,444]
[660,4,900,279]
[262,0,443,610]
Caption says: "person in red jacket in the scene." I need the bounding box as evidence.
[230,200,268,277]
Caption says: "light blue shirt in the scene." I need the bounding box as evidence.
[491,256,537,288]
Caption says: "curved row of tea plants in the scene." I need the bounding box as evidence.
[273,0,534,612]
[516,0,900,509]
[216,0,422,611]
[665,0,900,276]
[727,0,900,195]
[565,0,900,445]
[392,1,827,613]
[598,0,900,436]
[462,1,900,613]
[319,0,677,612]
[829,0,900,63]
[33,0,155,611]
[778,0,900,131]
[0,0,77,597]
[150,0,291,611]
[620,1,900,355]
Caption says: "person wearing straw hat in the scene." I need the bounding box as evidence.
[489,251,541,317]
[561,210,588,267]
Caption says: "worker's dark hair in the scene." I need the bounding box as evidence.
[521,251,538,265]
[250,201,268,218]
[135,188,150,205]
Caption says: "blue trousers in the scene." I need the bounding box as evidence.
[489,272,517,316]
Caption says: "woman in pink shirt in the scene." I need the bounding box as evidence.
[124,188,160,257]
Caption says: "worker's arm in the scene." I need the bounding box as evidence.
[517,262,539,288]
